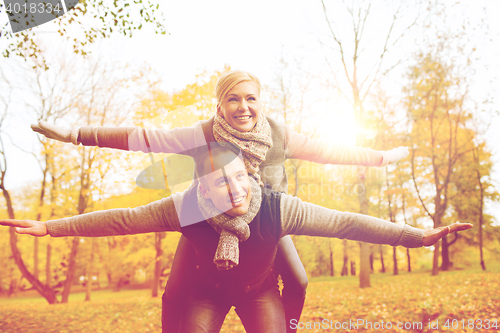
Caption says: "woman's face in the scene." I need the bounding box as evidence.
[218,81,261,132]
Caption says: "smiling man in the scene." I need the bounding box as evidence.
[0,144,472,333]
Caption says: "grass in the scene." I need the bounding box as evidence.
[0,268,498,332]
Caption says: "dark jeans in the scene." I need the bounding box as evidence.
[179,287,285,333]
[162,235,307,333]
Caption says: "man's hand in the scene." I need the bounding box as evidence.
[422,222,472,247]
[31,120,74,143]
[0,219,48,237]
[381,147,409,165]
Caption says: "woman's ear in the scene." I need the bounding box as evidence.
[199,183,211,199]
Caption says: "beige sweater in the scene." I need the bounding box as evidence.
[46,190,424,248]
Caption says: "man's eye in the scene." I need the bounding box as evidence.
[237,174,244,179]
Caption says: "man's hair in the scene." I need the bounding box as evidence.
[195,143,245,186]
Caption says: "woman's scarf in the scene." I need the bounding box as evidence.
[213,112,273,186]
[197,176,262,270]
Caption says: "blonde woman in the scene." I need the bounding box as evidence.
[32,70,409,332]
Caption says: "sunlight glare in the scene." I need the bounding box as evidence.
[316,101,357,146]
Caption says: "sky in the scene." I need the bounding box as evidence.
[1,0,499,218]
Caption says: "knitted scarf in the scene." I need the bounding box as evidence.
[197,176,262,270]
[213,112,273,186]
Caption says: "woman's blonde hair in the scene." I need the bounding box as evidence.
[215,70,261,108]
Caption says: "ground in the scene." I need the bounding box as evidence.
[0,268,498,332]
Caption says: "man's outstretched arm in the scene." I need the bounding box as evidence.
[279,194,471,247]
[0,192,183,238]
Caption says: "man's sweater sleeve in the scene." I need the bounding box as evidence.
[284,125,386,166]
[78,122,207,154]
[279,194,423,248]
[46,192,183,237]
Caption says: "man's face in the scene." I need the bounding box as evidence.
[199,154,252,217]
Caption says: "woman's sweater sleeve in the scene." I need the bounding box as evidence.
[284,125,386,166]
[78,122,207,154]
[46,192,184,237]
[279,194,423,248]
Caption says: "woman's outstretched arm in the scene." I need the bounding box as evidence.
[31,120,207,155]
[284,124,408,167]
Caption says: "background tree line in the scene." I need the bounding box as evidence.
[0,0,498,304]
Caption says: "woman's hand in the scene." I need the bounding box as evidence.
[381,147,409,165]
[422,222,473,247]
[31,120,75,144]
[0,219,48,237]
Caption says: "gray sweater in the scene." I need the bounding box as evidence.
[46,191,424,248]
[78,116,388,193]
[66,117,422,245]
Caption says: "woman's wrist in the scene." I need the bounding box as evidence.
[70,126,80,145]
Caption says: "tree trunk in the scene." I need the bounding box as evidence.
[34,164,48,280]
[432,240,440,276]
[358,172,370,288]
[393,247,398,275]
[341,240,349,276]
[474,152,486,271]
[329,240,334,276]
[479,222,486,271]
[406,249,411,272]
[34,238,39,279]
[441,235,450,271]
[369,250,374,273]
[85,239,95,301]
[1,189,58,304]
[46,244,52,287]
[379,246,385,273]
[61,237,80,303]
[152,232,164,297]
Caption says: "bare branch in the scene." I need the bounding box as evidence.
[321,0,353,86]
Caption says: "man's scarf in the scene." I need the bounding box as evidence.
[213,112,273,186]
[197,176,261,270]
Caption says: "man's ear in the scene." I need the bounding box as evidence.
[199,183,211,199]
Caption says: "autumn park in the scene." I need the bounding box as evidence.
[0,1,499,332]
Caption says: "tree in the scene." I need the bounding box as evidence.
[0,46,154,303]
[406,52,476,274]
[320,0,420,287]
[58,55,152,302]
[1,0,166,67]
[450,136,498,270]
[0,72,60,303]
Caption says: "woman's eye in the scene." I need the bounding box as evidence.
[228,98,236,102]
[248,97,256,101]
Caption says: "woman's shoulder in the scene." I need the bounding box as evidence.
[265,116,286,141]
